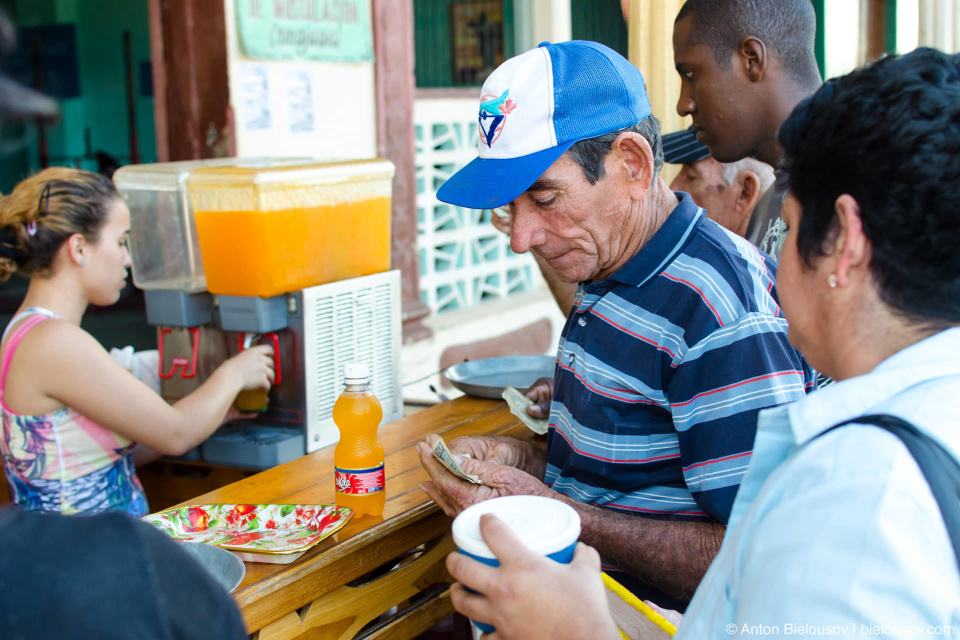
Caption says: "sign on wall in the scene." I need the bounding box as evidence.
[236,0,374,62]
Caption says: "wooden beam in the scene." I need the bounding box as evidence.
[863,0,890,62]
[628,0,687,182]
[147,0,169,162]
[371,0,432,344]
[153,0,231,161]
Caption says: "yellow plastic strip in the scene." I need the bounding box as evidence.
[602,571,677,638]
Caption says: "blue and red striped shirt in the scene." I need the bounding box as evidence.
[545,192,815,526]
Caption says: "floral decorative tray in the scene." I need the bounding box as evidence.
[142,504,353,564]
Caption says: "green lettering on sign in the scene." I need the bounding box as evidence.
[236,0,374,62]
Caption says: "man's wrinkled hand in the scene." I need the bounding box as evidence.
[446,435,527,469]
[524,377,554,419]
[446,514,620,640]
[416,436,551,517]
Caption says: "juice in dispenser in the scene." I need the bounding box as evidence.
[334,363,385,517]
[115,157,309,293]
[188,160,395,298]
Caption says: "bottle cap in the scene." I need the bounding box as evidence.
[343,362,370,382]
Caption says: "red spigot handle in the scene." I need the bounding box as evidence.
[158,327,200,380]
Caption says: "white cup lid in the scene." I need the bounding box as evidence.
[452,496,581,560]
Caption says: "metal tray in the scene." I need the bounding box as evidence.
[445,355,556,399]
[176,540,246,592]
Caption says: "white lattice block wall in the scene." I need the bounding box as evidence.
[415,97,539,313]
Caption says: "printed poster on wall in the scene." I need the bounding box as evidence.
[286,69,315,133]
[236,0,374,62]
[241,63,271,131]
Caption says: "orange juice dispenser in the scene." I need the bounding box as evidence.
[178,159,403,470]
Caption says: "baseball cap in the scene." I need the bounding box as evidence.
[436,40,652,210]
[662,126,711,164]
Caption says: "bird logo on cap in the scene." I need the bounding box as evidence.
[479,89,517,148]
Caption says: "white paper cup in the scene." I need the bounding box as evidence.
[452,496,581,635]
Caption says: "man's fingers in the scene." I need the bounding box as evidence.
[447,551,501,595]
[526,403,550,418]
[449,582,496,628]
[456,455,498,483]
[522,377,554,418]
[449,436,483,458]
[418,481,457,516]
[481,447,512,467]
[417,441,453,479]
[477,513,536,565]
[570,542,602,571]
[522,377,552,400]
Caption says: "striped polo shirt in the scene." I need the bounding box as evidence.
[545,192,815,525]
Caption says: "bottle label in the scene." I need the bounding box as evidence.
[335,464,385,495]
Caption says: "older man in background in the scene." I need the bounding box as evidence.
[664,127,774,239]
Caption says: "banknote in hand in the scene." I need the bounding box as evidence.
[502,386,549,435]
[432,436,482,484]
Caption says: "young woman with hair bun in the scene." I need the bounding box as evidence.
[0,167,275,516]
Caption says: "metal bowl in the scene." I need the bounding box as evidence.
[176,541,246,593]
[446,355,556,399]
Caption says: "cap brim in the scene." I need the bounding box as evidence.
[0,76,59,123]
[662,127,710,165]
[437,140,577,209]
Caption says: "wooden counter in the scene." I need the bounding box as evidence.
[175,396,531,640]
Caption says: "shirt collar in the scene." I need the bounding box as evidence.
[772,327,960,446]
[727,326,960,532]
[596,191,703,289]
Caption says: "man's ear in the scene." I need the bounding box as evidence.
[739,36,767,82]
[734,170,763,216]
[613,132,655,197]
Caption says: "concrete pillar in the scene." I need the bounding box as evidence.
[628,0,687,181]
[919,0,960,52]
[531,0,572,45]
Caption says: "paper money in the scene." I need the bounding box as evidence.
[502,386,549,435]
[432,437,482,484]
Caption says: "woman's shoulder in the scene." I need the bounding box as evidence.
[6,317,105,367]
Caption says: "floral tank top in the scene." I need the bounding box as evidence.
[0,308,148,516]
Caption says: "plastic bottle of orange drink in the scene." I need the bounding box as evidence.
[333,363,385,516]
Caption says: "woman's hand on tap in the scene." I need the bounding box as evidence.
[228,344,276,391]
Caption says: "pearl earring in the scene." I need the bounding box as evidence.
[828,274,837,288]
[79,259,85,267]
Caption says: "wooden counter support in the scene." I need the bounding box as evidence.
[170,397,536,639]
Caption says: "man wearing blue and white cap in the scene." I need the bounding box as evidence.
[417,41,813,605]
